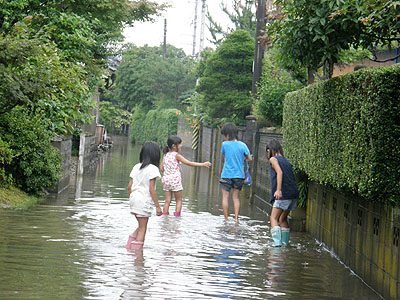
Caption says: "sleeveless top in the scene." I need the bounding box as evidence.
[161,151,183,191]
[270,155,299,202]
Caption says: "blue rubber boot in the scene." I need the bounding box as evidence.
[271,226,282,247]
[281,228,290,246]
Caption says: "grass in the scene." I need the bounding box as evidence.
[0,186,44,210]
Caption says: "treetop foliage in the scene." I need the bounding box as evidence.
[115,44,196,112]
[196,30,254,125]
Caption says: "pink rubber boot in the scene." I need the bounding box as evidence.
[129,241,144,250]
[174,211,181,217]
[126,234,136,249]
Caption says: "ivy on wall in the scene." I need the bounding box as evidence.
[283,64,400,204]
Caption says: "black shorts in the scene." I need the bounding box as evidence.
[219,178,244,192]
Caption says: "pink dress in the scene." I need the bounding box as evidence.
[162,151,183,191]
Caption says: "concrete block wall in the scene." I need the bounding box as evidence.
[50,137,72,193]
[307,181,400,299]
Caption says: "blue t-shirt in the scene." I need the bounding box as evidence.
[221,141,250,179]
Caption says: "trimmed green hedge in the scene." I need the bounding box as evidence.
[283,64,400,204]
[131,107,179,147]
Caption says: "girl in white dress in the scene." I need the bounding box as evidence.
[126,142,162,250]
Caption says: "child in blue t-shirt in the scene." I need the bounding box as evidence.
[219,123,252,222]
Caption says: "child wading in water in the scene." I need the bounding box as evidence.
[161,136,211,216]
[219,123,252,222]
[266,139,299,247]
[126,142,162,250]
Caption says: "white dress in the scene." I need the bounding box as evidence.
[129,163,161,217]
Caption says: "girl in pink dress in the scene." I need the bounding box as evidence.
[161,136,211,216]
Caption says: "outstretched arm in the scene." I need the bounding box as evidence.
[176,153,211,168]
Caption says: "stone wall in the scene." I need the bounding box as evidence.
[50,136,72,193]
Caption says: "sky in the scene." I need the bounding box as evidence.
[123,0,235,56]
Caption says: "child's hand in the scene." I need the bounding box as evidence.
[156,207,162,216]
[274,190,282,200]
[203,161,212,168]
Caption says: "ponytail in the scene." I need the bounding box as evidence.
[164,136,182,154]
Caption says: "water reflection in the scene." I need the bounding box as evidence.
[0,136,382,300]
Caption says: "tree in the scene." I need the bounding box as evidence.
[0,0,163,60]
[0,30,94,135]
[269,0,400,81]
[253,51,303,126]
[115,45,196,111]
[269,0,360,80]
[335,0,400,62]
[207,0,257,46]
[196,30,254,124]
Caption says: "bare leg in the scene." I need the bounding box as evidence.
[174,190,183,213]
[135,216,149,242]
[231,189,241,222]
[163,191,172,213]
[270,207,283,228]
[221,188,230,220]
[279,210,291,228]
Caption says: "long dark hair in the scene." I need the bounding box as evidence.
[139,141,160,169]
[163,136,182,154]
[266,139,284,158]
[221,122,238,140]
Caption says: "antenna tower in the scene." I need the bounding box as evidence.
[199,0,206,55]
[192,0,199,57]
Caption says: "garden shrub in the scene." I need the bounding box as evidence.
[0,137,13,186]
[131,107,180,147]
[0,108,61,195]
[253,53,303,126]
[283,64,400,204]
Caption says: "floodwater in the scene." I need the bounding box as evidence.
[0,136,383,300]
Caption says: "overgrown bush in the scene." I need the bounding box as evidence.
[0,137,13,186]
[283,64,400,204]
[0,108,61,195]
[253,53,303,126]
[131,107,180,147]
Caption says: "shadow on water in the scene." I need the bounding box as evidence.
[0,136,383,299]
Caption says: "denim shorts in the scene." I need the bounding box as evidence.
[272,199,298,211]
[219,178,244,192]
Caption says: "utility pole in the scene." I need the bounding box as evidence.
[251,0,267,96]
[163,19,167,59]
[192,0,199,57]
[199,0,206,55]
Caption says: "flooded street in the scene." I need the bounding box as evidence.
[0,136,383,299]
